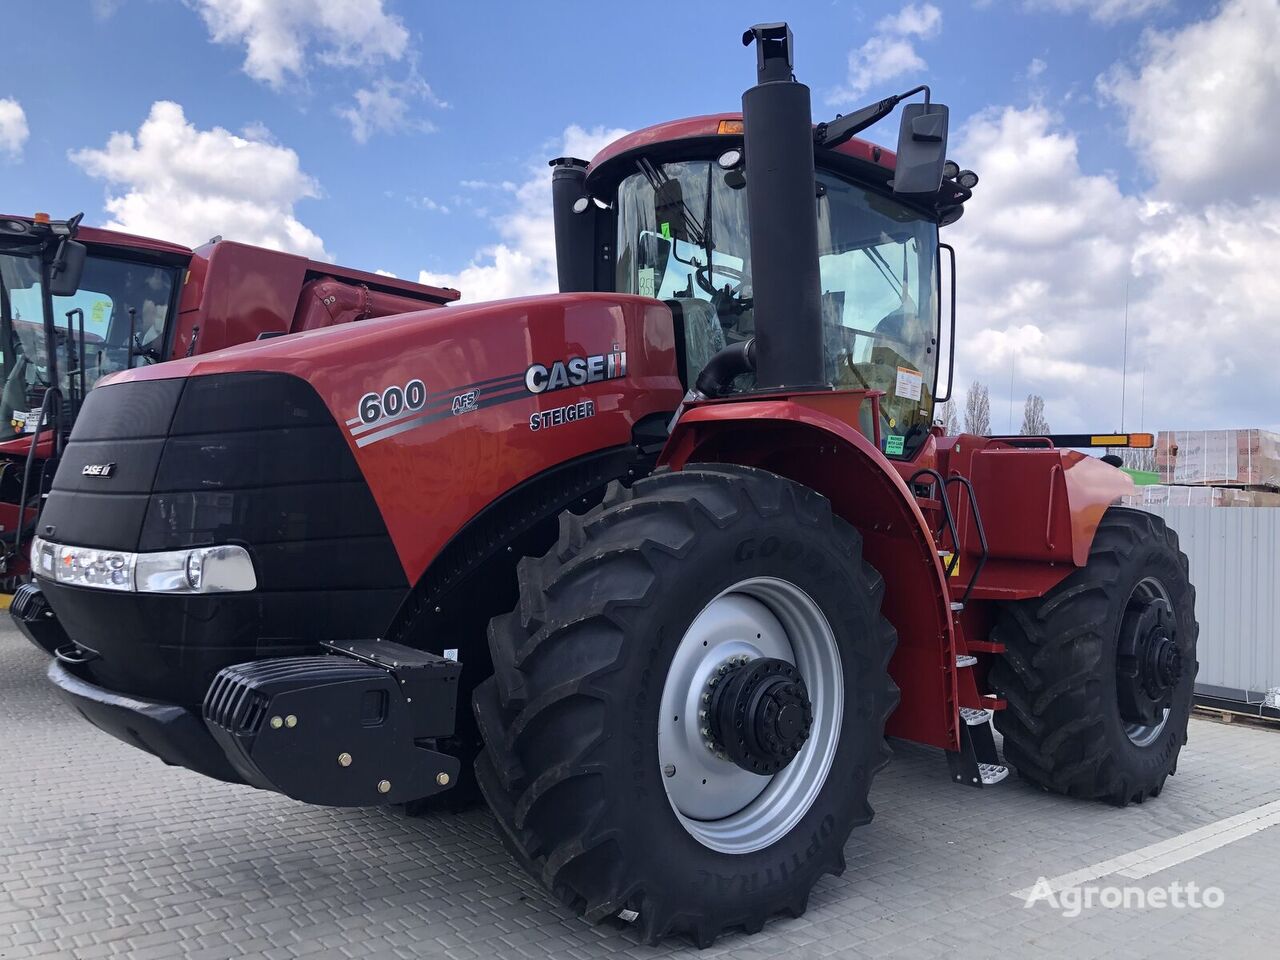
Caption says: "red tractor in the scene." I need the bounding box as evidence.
[0,214,458,587]
[12,23,1197,946]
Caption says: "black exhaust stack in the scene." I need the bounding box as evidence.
[741,23,826,391]
[549,157,595,292]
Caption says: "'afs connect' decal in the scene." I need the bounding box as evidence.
[345,348,627,447]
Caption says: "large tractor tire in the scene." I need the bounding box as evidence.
[990,507,1198,806]
[472,464,897,946]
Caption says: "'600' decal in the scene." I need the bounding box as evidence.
[358,379,427,425]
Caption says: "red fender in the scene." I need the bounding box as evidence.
[660,393,962,751]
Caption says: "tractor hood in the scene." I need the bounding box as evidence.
[32,293,682,702]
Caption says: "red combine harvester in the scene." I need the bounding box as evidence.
[13,24,1197,946]
[0,214,458,586]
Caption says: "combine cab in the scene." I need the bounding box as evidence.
[13,23,1197,947]
[0,214,457,585]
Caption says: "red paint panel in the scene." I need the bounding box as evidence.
[113,293,682,584]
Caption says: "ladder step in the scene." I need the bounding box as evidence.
[956,654,977,668]
[959,706,990,725]
[979,763,1009,785]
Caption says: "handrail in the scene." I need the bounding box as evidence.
[909,467,961,577]
[944,474,989,607]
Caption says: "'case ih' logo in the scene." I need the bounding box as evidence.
[81,463,116,478]
[525,349,627,395]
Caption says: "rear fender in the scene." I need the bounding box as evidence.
[661,395,961,751]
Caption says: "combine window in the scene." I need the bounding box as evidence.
[614,160,939,459]
[0,251,181,435]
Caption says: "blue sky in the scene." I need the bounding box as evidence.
[4,0,1189,273]
[3,0,1278,433]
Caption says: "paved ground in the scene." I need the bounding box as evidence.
[3,621,1279,960]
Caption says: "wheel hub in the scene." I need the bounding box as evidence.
[1117,592,1179,728]
[707,657,813,775]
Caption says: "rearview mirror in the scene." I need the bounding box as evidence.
[49,240,87,297]
[892,102,949,196]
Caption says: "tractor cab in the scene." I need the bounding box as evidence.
[553,25,975,461]
[611,144,944,458]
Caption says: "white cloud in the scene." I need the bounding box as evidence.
[1026,57,1048,80]
[949,94,1280,432]
[418,124,628,303]
[90,0,123,19]
[70,101,327,258]
[948,105,1141,426]
[1024,0,1170,22]
[827,3,941,105]
[1100,0,1280,204]
[191,0,408,88]
[408,195,450,214]
[0,98,29,160]
[337,74,443,143]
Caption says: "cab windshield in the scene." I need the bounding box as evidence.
[0,250,179,439]
[614,159,940,458]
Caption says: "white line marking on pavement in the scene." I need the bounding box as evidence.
[1012,798,1280,899]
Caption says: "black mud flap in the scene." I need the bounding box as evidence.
[203,639,462,807]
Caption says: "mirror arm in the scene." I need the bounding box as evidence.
[815,84,931,149]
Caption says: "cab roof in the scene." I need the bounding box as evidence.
[1,214,193,257]
[587,112,898,177]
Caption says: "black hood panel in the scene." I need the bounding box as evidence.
[37,372,408,705]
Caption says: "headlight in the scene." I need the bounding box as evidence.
[30,537,256,594]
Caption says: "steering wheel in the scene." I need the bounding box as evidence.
[695,262,747,298]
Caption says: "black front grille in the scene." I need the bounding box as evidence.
[37,372,409,705]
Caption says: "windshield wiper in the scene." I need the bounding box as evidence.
[863,246,902,297]
[636,157,707,248]
[703,162,715,272]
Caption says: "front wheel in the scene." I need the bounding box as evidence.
[990,507,1198,805]
[472,464,897,945]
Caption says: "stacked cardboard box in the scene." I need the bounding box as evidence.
[1121,484,1280,508]
[1156,429,1280,488]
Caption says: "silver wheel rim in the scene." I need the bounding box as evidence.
[1123,576,1173,747]
[658,577,843,854]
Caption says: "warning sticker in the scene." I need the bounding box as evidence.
[895,366,923,401]
[885,434,905,456]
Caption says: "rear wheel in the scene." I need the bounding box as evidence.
[473,464,897,945]
[990,507,1198,805]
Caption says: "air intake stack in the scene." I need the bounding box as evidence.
[740,23,826,391]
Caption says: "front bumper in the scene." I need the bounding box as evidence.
[47,659,244,784]
[43,636,463,808]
